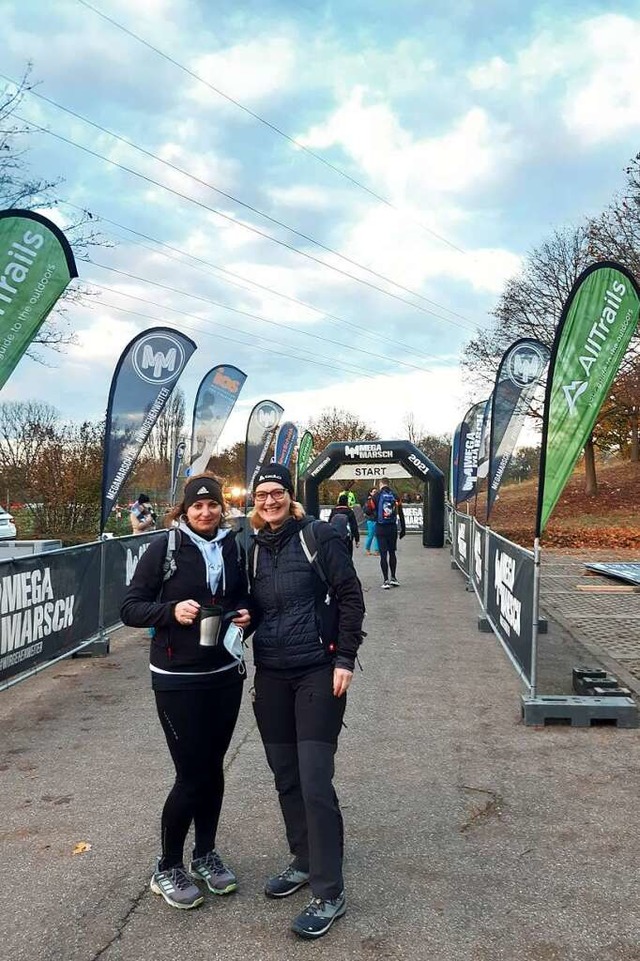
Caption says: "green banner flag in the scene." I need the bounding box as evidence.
[295,430,314,498]
[0,209,77,390]
[536,261,640,536]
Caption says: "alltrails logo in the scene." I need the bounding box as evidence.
[132,333,185,384]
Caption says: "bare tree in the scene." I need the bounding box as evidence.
[142,389,186,465]
[304,407,379,455]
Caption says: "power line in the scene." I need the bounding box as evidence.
[89,286,386,380]
[62,200,456,367]
[8,77,473,327]
[76,0,469,255]
[87,259,439,375]
[19,113,475,332]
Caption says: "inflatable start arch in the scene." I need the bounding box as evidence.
[302,439,445,548]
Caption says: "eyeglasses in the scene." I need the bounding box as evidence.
[254,487,288,504]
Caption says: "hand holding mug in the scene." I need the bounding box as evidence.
[174,599,200,626]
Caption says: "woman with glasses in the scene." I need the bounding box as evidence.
[248,464,365,940]
[120,474,251,911]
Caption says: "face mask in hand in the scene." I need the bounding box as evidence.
[223,623,246,673]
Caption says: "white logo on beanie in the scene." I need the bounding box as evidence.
[196,486,209,495]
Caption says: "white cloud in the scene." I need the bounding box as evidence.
[467,56,511,91]
[563,15,640,142]
[219,365,465,448]
[188,35,297,106]
[267,184,336,210]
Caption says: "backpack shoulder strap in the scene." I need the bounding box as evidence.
[299,520,329,588]
[162,527,180,582]
[249,539,259,582]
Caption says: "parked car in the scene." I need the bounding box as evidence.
[0,508,17,539]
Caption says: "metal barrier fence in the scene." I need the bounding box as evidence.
[0,530,161,691]
[449,507,538,692]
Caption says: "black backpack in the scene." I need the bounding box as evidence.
[330,510,351,543]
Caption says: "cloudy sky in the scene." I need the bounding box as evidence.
[2,0,640,445]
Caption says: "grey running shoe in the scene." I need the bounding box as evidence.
[150,864,204,909]
[265,863,310,898]
[291,891,347,939]
[389,577,400,586]
[381,581,391,590]
[190,850,238,894]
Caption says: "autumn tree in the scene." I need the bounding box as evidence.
[27,420,103,543]
[0,400,58,503]
[463,223,604,493]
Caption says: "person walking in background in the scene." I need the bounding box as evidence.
[130,493,155,534]
[328,493,360,556]
[120,474,251,910]
[362,487,379,555]
[248,464,365,940]
[338,479,357,509]
[373,477,406,589]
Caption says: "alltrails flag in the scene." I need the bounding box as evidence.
[454,399,489,505]
[536,262,640,536]
[244,399,284,498]
[487,338,549,520]
[274,421,298,468]
[188,364,247,475]
[0,210,77,390]
[100,327,197,531]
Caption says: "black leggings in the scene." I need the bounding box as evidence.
[375,524,398,580]
[253,664,346,900]
[154,680,243,870]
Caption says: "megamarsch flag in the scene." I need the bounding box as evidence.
[0,209,77,390]
[536,261,640,536]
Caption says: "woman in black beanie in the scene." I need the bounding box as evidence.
[248,464,365,940]
[120,474,250,910]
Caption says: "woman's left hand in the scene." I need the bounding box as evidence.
[233,609,251,629]
[333,668,353,697]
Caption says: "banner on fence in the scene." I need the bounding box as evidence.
[536,262,640,536]
[100,327,197,531]
[0,544,101,685]
[452,513,472,575]
[471,518,486,600]
[101,531,162,627]
[0,210,78,391]
[188,364,247,476]
[487,338,549,519]
[485,532,534,684]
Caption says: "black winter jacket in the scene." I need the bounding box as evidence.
[249,517,365,672]
[328,505,360,544]
[120,527,249,674]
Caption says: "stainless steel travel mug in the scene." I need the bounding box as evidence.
[198,604,224,647]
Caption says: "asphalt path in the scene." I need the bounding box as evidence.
[2,537,640,961]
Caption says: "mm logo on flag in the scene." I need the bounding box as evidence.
[257,404,279,430]
[132,333,185,383]
[506,342,547,387]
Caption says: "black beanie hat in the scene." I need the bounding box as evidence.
[137,493,150,504]
[252,463,294,495]
[183,476,224,510]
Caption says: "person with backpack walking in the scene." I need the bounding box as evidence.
[248,464,365,940]
[362,487,379,555]
[373,477,406,589]
[328,493,360,556]
[120,474,250,911]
